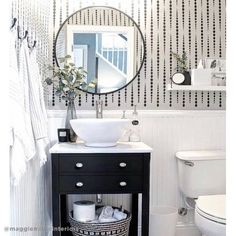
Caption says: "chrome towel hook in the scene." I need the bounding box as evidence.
[17,25,28,40]
[27,37,37,49]
[10,18,17,29]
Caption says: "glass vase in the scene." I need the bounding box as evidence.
[65,99,77,142]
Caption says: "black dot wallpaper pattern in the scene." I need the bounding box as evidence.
[49,0,226,110]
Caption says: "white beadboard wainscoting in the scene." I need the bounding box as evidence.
[10,110,225,236]
[47,109,225,236]
[10,154,52,236]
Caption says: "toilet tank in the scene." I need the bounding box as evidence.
[176,150,226,198]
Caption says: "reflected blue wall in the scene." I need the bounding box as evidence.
[73,33,96,85]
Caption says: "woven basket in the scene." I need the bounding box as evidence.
[69,208,131,236]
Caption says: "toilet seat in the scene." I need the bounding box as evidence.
[195,194,226,225]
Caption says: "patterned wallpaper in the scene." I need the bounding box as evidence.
[49,0,226,110]
[11,1,51,235]
[11,0,51,80]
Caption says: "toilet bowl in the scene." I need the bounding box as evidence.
[195,194,226,236]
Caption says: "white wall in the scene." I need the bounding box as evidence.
[47,109,225,236]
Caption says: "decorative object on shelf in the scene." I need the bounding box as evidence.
[65,99,77,142]
[191,69,213,86]
[171,51,191,85]
[45,55,96,142]
[171,72,186,85]
[57,128,70,142]
[204,58,226,71]
[190,60,212,86]
[191,59,212,86]
[212,72,226,86]
[203,58,226,86]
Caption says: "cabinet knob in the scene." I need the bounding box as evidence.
[76,182,84,188]
[119,162,127,168]
[119,181,127,187]
[75,163,83,168]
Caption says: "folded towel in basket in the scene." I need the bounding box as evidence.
[96,206,127,223]
[113,209,127,221]
[98,206,114,222]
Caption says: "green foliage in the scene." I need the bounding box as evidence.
[45,55,97,100]
[171,51,188,72]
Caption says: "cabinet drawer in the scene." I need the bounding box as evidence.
[59,175,143,193]
[59,154,143,174]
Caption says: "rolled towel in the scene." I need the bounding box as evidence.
[98,206,114,222]
[99,217,117,223]
[113,209,127,221]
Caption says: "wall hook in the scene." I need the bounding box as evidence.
[27,37,37,49]
[11,18,17,29]
[17,25,28,40]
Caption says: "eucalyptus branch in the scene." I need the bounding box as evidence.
[44,55,96,100]
[171,51,188,72]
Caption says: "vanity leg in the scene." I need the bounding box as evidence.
[142,155,150,236]
[142,191,150,236]
[130,193,139,236]
[52,194,60,236]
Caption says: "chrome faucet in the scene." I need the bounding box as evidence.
[96,194,103,204]
[96,100,103,118]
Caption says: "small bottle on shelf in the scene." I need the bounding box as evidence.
[119,110,131,142]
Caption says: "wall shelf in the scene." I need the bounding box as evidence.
[167,84,226,91]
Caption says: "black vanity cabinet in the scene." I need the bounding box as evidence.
[50,142,152,236]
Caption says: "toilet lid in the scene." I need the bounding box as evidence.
[196,195,226,224]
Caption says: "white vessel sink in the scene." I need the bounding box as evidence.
[70,118,130,147]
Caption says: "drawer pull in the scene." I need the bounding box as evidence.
[119,162,127,168]
[119,181,127,187]
[75,163,83,168]
[75,182,84,188]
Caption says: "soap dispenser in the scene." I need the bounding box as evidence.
[119,110,131,142]
[129,105,141,142]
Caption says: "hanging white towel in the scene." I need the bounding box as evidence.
[9,30,34,185]
[28,49,49,166]
[18,39,36,160]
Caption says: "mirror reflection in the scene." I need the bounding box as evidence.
[55,6,145,94]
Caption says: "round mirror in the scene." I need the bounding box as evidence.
[55,6,145,95]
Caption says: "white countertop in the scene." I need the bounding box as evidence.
[49,141,152,154]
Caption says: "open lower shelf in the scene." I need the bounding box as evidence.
[167,84,226,91]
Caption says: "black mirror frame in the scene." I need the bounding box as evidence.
[54,5,146,95]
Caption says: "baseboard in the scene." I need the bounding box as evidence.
[176,223,201,236]
[137,224,201,236]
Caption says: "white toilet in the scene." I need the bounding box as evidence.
[176,150,226,236]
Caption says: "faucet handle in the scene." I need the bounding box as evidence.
[122,110,126,119]
[96,99,103,105]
